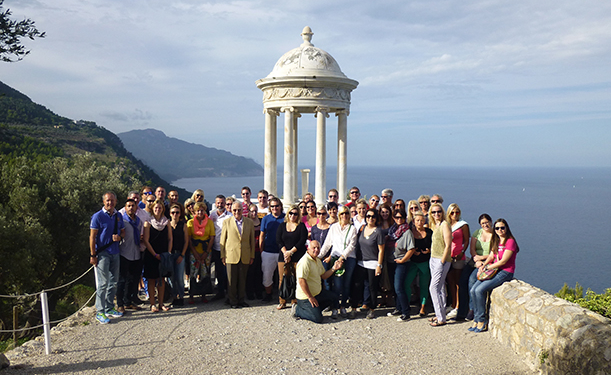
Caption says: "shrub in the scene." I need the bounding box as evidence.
[556,283,611,319]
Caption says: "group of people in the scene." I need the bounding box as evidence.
[89,185,519,332]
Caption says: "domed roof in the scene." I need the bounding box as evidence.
[266,26,347,79]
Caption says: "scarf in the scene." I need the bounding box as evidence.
[122,212,141,246]
[388,222,410,241]
[193,215,209,237]
[150,216,169,231]
[451,220,468,232]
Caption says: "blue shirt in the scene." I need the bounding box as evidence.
[90,208,125,255]
[260,213,285,254]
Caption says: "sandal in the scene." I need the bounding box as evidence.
[428,317,438,323]
[161,305,170,312]
[276,303,286,310]
[430,320,447,327]
[150,305,159,313]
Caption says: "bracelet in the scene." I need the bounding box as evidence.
[90,254,97,258]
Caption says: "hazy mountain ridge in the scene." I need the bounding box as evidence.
[117,129,263,182]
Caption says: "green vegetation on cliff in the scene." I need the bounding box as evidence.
[0,80,190,335]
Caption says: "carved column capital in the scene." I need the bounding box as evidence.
[315,106,330,118]
[280,106,295,113]
[335,109,350,117]
[264,108,279,116]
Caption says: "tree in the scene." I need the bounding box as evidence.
[0,0,45,62]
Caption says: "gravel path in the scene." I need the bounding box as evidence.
[4,299,534,374]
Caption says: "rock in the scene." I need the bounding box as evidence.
[0,353,9,369]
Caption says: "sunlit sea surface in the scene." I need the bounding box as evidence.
[174,166,611,294]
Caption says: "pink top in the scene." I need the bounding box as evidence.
[451,227,466,260]
[498,238,518,273]
[302,216,315,233]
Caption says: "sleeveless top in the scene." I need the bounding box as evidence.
[431,222,452,262]
[150,225,168,254]
[171,221,186,254]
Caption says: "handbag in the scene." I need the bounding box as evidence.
[477,267,498,281]
[477,253,499,281]
[279,262,296,301]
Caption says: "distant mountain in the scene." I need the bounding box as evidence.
[117,129,263,182]
[0,80,190,197]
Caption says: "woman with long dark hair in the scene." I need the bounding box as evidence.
[143,199,173,312]
[351,208,385,319]
[469,218,518,332]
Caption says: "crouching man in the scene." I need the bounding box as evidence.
[293,240,343,323]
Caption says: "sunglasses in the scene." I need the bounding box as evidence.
[289,212,298,216]
[431,200,441,203]
[495,226,506,231]
[196,194,203,197]
[370,199,379,203]
[147,199,155,203]
[170,211,180,215]
[316,212,327,216]
[451,211,460,215]
[270,205,280,208]
[328,194,337,198]
[419,201,428,204]
[410,207,419,210]
[339,212,350,216]
[366,215,375,219]
[431,210,442,214]
[143,191,153,196]
[394,216,404,219]
[350,191,359,195]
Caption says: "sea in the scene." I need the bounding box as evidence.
[174,166,611,295]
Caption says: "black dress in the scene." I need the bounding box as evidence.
[143,224,168,279]
[276,222,308,263]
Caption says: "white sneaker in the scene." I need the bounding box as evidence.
[291,303,298,319]
[446,308,458,319]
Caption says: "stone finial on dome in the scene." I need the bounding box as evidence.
[301,26,314,47]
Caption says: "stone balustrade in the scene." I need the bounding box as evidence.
[489,279,611,374]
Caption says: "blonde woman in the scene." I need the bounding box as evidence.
[319,205,357,318]
[275,204,308,309]
[186,202,215,304]
[407,200,420,225]
[353,199,368,231]
[445,203,470,320]
[428,203,452,326]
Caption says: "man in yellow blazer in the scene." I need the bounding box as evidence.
[221,201,255,308]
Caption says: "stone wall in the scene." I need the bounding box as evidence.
[489,279,611,374]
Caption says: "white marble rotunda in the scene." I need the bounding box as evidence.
[256,26,358,204]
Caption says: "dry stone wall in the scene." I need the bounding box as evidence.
[489,279,611,374]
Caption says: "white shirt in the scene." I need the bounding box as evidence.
[210,209,232,251]
[319,222,357,259]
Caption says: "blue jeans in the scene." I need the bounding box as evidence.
[95,251,121,314]
[470,270,513,323]
[330,257,356,308]
[394,262,411,315]
[170,253,186,299]
[457,262,475,319]
[467,267,480,311]
[295,289,338,323]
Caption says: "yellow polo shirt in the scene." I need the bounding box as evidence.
[296,253,325,300]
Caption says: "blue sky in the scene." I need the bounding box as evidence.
[2,0,611,168]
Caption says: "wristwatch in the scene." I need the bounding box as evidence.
[377,264,383,268]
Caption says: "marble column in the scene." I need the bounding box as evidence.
[281,107,296,204]
[315,107,329,204]
[263,108,279,197]
[336,110,348,204]
[292,112,301,201]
